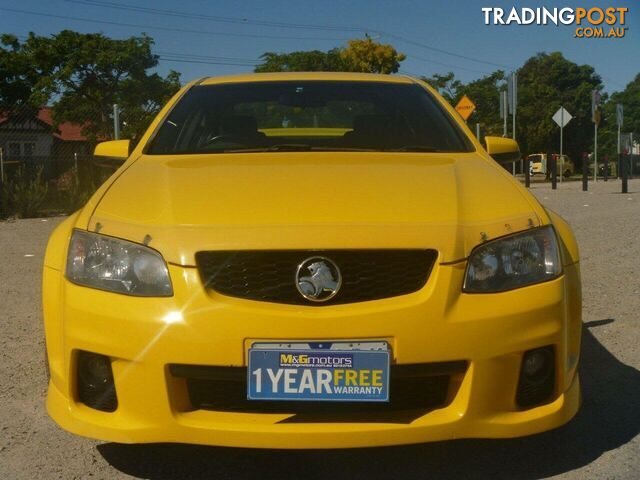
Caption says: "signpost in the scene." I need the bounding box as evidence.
[499,90,508,137]
[620,134,632,193]
[509,72,518,175]
[631,133,635,178]
[113,104,121,140]
[455,95,476,121]
[552,106,573,183]
[592,90,601,182]
[508,72,517,140]
[617,104,624,155]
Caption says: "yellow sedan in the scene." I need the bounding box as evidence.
[43,72,581,449]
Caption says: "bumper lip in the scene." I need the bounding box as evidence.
[46,371,580,449]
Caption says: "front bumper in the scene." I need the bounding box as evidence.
[44,260,582,449]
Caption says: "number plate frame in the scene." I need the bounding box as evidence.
[247,341,390,402]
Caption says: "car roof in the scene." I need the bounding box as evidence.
[199,72,417,86]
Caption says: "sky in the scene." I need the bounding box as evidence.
[0,0,637,92]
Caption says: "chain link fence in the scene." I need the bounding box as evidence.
[0,107,116,219]
[1,108,638,219]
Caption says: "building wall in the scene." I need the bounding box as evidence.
[0,131,53,159]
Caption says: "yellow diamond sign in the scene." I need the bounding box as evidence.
[455,95,476,121]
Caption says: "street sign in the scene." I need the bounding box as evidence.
[617,104,624,127]
[552,107,573,128]
[455,95,476,121]
[552,107,572,183]
[621,133,632,154]
[592,90,601,124]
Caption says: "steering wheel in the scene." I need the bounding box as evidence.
[202,133,249,147]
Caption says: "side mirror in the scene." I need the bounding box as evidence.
[94,140,131,162]
[484,136,521,164]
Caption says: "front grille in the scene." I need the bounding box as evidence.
[195,249,438,305]
[170,362,467,423]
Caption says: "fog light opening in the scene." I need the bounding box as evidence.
[79,355,111,387]
[522,349,552,383]
[516,346,555,408]
[77,351,118,412]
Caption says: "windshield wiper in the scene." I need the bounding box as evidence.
[223,144,313,153]
[268,144,314,151]
[220,145,378,153]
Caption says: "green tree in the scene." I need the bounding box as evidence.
[457,71,506,137]
[423,72,462,104]
[255,49,344,73]
[44,31,181,140]
[600,73,640,158]
[0,34,53,112]
[340,37,406,74]
[254,38,405,74]
[0,31,181,141]
[517,52,602,161]
[424,71,506,136]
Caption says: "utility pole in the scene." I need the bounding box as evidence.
[617,104,623,159]
[510,72,517,142]
[560,108,564,183]
[113,104,121,140]
[500,90,508,137]
[510,72,517,176]
[594,122,598,182]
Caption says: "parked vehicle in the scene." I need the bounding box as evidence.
[44,72,581,449]
[528,153,574,177]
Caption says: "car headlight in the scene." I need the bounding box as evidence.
[66,230,173,297]
[463,226,561,293]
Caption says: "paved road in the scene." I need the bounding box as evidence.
[1,179,639,479]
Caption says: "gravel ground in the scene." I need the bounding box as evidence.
[1,179,639,480]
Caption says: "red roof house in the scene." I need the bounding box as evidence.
[0,107,91,178]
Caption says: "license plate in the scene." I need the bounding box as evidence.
[247,341,390,402]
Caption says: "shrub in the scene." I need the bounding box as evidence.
[2,166,49,218]
[62,175,99,212]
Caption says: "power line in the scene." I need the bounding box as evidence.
[4,5,511,74]
[61,0,514,70]
[65,0,368,33]
[155,51,260,64]
[398,69,421,78]
[2,37,260,65]
[407,55,493,76]
[158,57,257,67]
[7,32,489,76]
[0,7,350,42]
[384,34,513,70]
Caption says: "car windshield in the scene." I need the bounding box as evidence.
[146,81,474,154]
[529,155,543,162]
